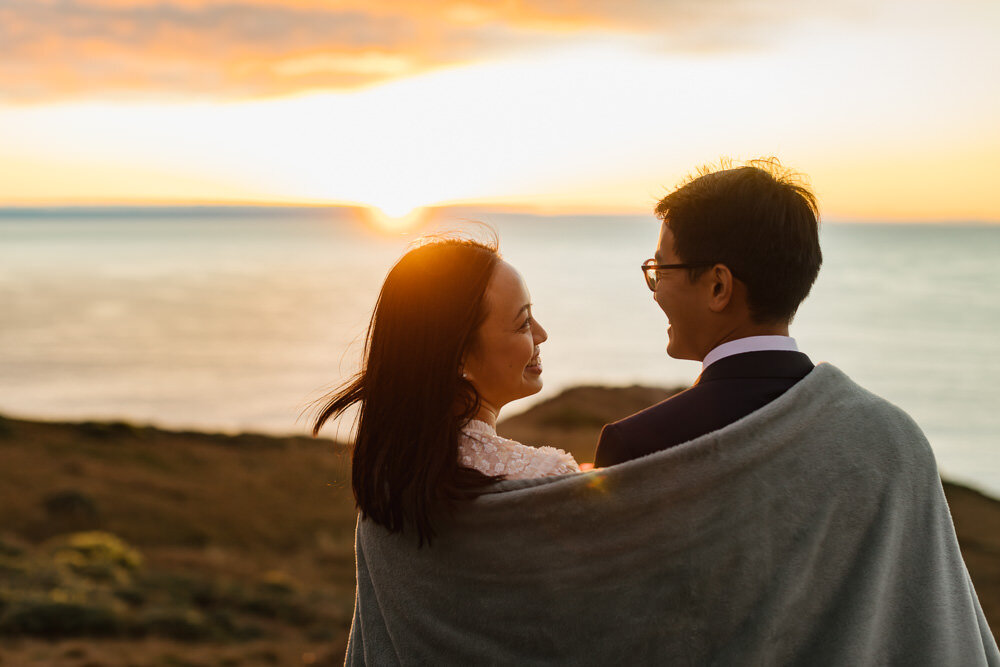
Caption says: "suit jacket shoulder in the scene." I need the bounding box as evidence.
[594,351,814,468]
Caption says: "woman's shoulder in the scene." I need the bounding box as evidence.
[460,421,580,479]
[521,444,580,477]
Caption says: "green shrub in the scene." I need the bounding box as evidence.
[0,535,26,557]
[60,557,127,585]
[257,570,298,596]
[78,420,142,440]
[0,599,122,637]
[138,607,213,641]
[0,555,28,577]
[157,654,210,667]
[140,572,219,608]
[52,531,143,571]
[238,592,316,625]
[43,490,99,521]
[112,585,146,607]
[205,609,263,641]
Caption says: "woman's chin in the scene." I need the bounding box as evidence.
[521,373,544,395]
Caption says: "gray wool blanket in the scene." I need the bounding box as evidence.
[347,363,1000,666]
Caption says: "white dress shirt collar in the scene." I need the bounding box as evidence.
[701,336,799,372]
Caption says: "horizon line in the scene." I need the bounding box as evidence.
[0,201,998,226]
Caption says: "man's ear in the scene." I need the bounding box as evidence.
[707,264,734,313]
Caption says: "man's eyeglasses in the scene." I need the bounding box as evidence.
[641,258,716,291]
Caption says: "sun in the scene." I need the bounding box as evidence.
[375,199,419,218]
[363,205,430,233]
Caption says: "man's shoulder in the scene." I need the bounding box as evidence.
[596,363,930,468]
[606,384,708,434]
[595,384,718,467]
[606,350,815,438]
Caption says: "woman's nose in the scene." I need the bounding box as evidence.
[533,319,548,344]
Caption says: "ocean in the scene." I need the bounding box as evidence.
[1,207,998,496]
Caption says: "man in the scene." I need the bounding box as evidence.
[595,159,821,467]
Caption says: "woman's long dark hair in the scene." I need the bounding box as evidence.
[313,237,502,545]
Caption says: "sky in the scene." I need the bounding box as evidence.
[1,0,998,221]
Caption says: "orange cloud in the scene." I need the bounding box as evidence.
[0,0,852,103]
[68,0,642,30]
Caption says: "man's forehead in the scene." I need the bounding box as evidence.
[655,223,675,260]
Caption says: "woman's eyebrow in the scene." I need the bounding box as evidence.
[512,303,532,322]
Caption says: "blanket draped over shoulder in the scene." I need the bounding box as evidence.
[348,364,1000,666]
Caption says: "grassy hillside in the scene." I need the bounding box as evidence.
[0,414,356,666]
[1,386,997,665]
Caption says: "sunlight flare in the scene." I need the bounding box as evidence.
[364,206,429,233]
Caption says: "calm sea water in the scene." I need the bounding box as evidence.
[1,208,998,495]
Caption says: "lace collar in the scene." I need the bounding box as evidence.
[462,419,496,436]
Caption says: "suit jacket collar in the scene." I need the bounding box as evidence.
[695,350,814,385]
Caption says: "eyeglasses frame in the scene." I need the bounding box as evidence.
[641,258,718,291]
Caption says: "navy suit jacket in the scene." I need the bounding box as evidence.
[594,350,815,468]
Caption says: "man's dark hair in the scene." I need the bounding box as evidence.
[655,157,822,323]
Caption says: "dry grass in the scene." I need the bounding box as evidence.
[0,413,357,665]
[0,637,347,666]
[0,417,357,555]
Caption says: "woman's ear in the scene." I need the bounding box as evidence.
[460,352,476,381]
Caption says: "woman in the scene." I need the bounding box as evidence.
[312,236,579,545]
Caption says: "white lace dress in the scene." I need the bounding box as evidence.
[459,419,580,479]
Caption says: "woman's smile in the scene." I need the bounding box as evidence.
[525,351,542,375]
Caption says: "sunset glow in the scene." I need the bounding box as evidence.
[1,0,997,221]
[364,206,431,233]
